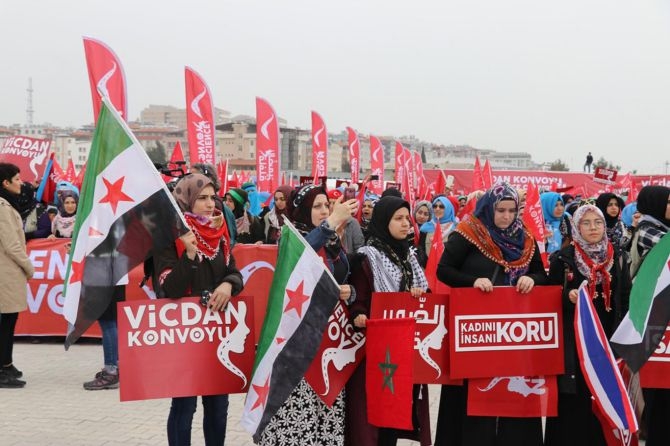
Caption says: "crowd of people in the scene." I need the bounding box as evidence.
[1,159,669,446]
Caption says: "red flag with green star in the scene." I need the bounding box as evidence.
[366,317,415,430]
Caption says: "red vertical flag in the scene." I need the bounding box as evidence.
[482,159,493,189]
[73,162,86,191]
[434,170,447,198]
[162,141,187,182]
[185,67,216,165]
[425,216,444,291]
[82,37,128,123]
[403,148,415,204]
[472,156,485,191]
[394,141,405,185]
[40,155,65,204]
[64,159,77,183]
[256,97,280,193]
[413,151,424,183]
[522,182,548,268]
[369,135,385,195]
[346,127,360,184]
[311,111,328,178]
[366,318,415,430]
[218,160,229,197]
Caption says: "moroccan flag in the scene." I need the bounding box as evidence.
[346,127,360,184]
[62,99,188,348]
[482,159,493,189]
[425,217,444,291]
[366,317,415,430]
[241,220,341,442]
[575,282,638,435]
[369,135,385,195]
[472,156,484,191]
[611,232,670,372]
[311,111,328,178]
[83,37,127,124]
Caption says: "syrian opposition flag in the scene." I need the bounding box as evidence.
[611,232,670,372]
[241,220,341,442]
[62,98,188,348]
[575,282,638,437]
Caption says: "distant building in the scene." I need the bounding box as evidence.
[139,104,231,129]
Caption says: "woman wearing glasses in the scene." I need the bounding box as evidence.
[419,196,457,258]
[545,204,631,446]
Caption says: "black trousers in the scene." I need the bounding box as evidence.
[0,312,19,366]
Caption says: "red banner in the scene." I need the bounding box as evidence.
[346,127,360,184]
[83,37,128,123]
[449,286,564,379]
[304,302,366,406]
[369,135,385,195]
[162,141,186,182]
[256,97,280,193]
[472,156,484,191]
[64,159,77,183]
[370,292,453,384]
[311,111,328,178]
[467,375,558,417]
[185,67,216,165]
[0,136,50,183]
[482,159,493,189]
[73,162,86,190]
[394,141,405,185]
[639,325,670,389]
[118,296,255,401]
[218,160,228,197]
[403,147,415,203]
[594,166,618,184]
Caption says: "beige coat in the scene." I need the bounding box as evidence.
[0,197,34,313]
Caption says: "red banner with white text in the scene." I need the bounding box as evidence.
[0,136,50,183]
[394,142,405,185]
[346,127,360,184]
[256,97,280,192]
[639,325,670,389]
[369,135,385,195]
[185,67,216,165]
[83,37,128,123]
[311,111,328,178]
[449,286,564,379]
[118,296,255,401]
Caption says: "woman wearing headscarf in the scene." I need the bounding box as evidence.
[0,163,34,388]
[224,187,265,244]
[263,185,293,244]
[258,183,358,446]
[632,185,670,446]
[346,196,431,446]
[434,182,548,446]
[545,204,631,446]
[359,192,379,240]
[420,196,457,259]
[595,192,627,249]
[154,174,244,446]
[413,200,432,267]
[49,190,78,239]
[541,191,571,254]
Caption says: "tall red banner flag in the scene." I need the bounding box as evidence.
[404,147,415,203]
[311,111,328,178]
[521,182,548,267]
[64,159,77,183]
[472,156,485,191]
[185,67,216,166]
[256,98,280,193]
[218,160,229,197]
[369,135,385,195]
[162,141,187,182]
[82,37,127,123]
[346,127,360,184]
[394,142,405,185]
[482,159,493,189]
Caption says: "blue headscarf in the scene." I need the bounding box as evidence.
[621,202,637,227]
[540,192,564,253]
[420,196,456,233]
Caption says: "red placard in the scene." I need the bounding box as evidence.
[467,375,558,417]
[640,325,670,389]
[118,296,254,401]
[0,136,50,183]
[594,166,618,184]
[304,302,366,406]
[449,286,564,379]
[370,292,454,384]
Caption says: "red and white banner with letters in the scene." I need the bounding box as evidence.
[185,67,216,165]
[346,127,360,184]
[83,37,128,123]
[449,286,564,379]
[311,111,328,178]
[467,375,558,417]
[394,142,405,185]
[370,292,456,384]
[256,97,280,192]
[118,296,255,401]
[369,135,385,195]
[640,325,670,389]
[304,301,366,406]
[0,136,50,182]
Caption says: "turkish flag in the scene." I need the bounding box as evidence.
[467,375,558,417]
[366,318,415,430]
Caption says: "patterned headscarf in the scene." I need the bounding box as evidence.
[173,174,214,213]
[474,183,526,261]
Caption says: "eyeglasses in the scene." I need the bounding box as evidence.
[432,204,445,209]
[579,220,605,228]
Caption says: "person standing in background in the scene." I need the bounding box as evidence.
[584,152,594,172]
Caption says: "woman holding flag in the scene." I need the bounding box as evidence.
[154,173,244,446]
[545,203,631,446]
[435,182,548,446]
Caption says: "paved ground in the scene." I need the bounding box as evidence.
[1,339,442,445]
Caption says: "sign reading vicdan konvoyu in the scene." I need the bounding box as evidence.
[118,296,255,401]
[449,286,564,379]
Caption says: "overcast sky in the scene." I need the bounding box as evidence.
[2,0,670,174]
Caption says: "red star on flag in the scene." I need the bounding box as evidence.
[69,259,85,284]
[250,376,270,411]
[284,281,310,317]
[99,176,134,214]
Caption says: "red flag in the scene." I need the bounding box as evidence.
[355,181,369,223]
[311,111,328,178]
[41,155,65,204]
[482,159,493,189]
[230,170,240,188]
[425,218,444,291]
[73,162,86,190]
[366,318,415,430]
[162,141,186,182]
[369,135,385,195]
[434,170,447,199]
[0,136,51,183]
[413,150,424,181]
[403,148,415,202]
[64,159,77,183]
[472,156,484,191]
[346,127,360,184]
[522,182,548,268]
[280,171,286,186]
[185,67,216,165]
[256,97,280,193]
[218,160,229,197]
[82,37,127,123]
[457,194,477,221]
[394,142,405,185]
[467,376,558,417]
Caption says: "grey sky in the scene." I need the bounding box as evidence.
[2,0,670,174]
